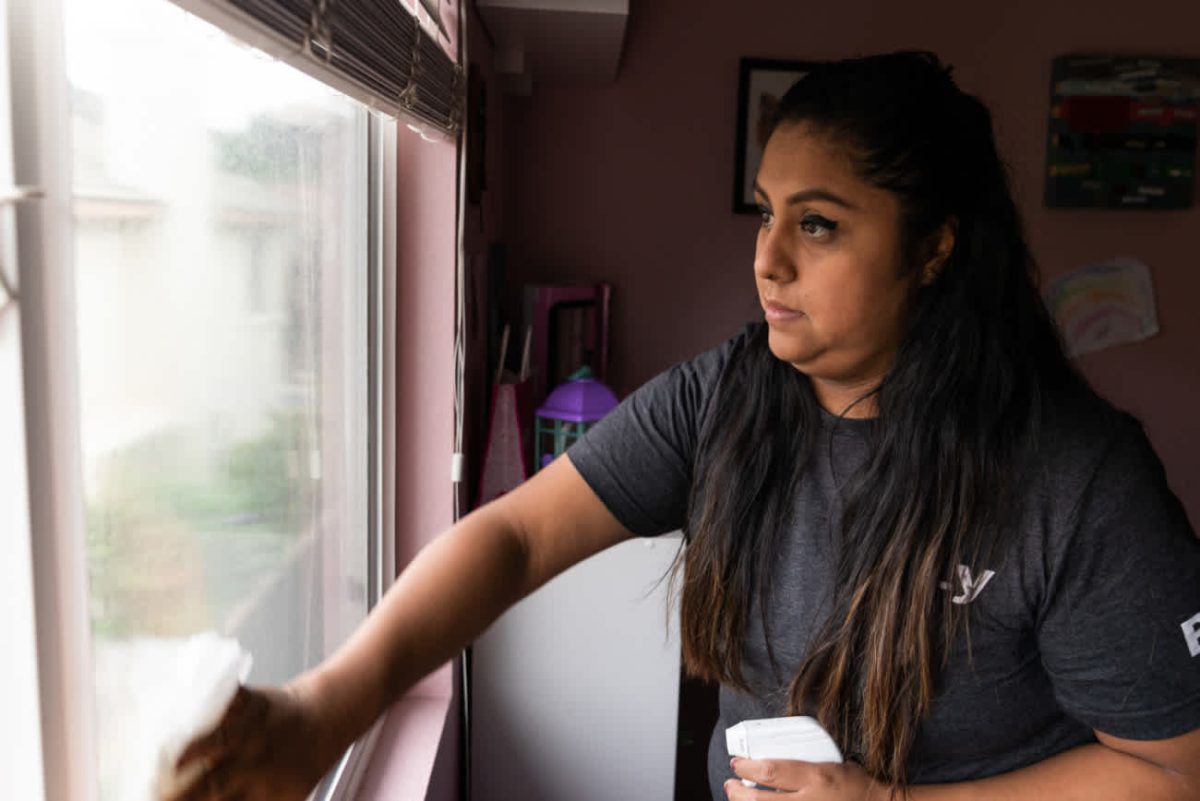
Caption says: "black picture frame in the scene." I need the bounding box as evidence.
[733,58,817,214]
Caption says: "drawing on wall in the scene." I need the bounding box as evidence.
[1045,55,1200,209]
[1044,257,1159,357]
[733,58,815,214]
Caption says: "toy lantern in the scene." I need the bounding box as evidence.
[534,367,618,469]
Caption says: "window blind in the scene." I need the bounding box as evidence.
[181,0,462,133]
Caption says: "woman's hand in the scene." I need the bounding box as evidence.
[726,758,887,800]
[167,683,334,801]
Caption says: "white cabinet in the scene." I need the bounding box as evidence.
[470,533,682,800]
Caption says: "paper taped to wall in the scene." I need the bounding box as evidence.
[1044,257,1159,357]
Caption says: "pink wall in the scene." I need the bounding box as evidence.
[502,0,1200,523]
[393,122,458,564]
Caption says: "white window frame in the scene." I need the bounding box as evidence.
[0,1,49,798]
[8,0,98,796]
[4,0,398,796]
[319,110,400,801]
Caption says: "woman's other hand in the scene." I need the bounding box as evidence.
[726,758,887,800]
[167,683,331,801]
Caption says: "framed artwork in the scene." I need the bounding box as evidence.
[1045,55,1200,209]
[733,58,816,214]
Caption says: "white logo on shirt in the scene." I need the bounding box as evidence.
[938,564,996,605]
[1183,612,1200,658]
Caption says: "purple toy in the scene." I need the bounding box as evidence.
[534,367,618,469]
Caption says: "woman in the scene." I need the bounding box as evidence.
[173,52,1200,800]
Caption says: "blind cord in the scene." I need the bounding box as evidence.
[451,8,472,801]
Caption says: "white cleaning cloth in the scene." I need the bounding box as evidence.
[93,632,252,801]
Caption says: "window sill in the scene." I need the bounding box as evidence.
[352,662,456,801]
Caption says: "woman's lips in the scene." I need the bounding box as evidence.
[764,301,805,322]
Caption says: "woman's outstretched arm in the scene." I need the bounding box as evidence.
[170,454,635,801]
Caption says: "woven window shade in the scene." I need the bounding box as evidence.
[199,0,462,133]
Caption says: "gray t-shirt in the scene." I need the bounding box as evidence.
[567,325,1200,798]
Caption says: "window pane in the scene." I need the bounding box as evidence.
[64,0,371,796]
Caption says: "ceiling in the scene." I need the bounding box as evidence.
[475,0,630,94]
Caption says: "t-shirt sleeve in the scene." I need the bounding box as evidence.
[1036,416,1200,740]
[566,331,743,537]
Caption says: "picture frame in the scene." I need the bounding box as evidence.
[733,58,817,214]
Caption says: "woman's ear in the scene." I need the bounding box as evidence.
[921,218,958,286]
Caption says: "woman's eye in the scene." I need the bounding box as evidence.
[800,214,837,239]
[757,206,774,227]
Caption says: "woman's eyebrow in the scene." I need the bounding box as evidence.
[753,182,858,211]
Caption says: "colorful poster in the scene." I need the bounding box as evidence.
[1045,55,1199,209]
[1044,257,1159,357]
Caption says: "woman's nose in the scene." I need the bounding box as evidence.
[753,226,797,284]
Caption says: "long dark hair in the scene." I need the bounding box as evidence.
[677,52,1080,787]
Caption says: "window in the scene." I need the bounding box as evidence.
[5,0,465,793]
[8,0,392,796]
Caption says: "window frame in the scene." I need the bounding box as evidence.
[318,109,400,801]
[9,0,99,795]
[0,0,49,797]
